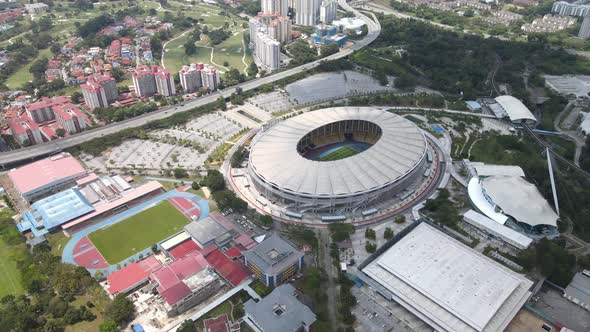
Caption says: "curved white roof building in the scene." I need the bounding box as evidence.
[494,96,537,125]
[467,163,559,236]
[248,107,428,213]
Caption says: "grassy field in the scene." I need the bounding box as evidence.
[5,48,52,90]
[88,200,188,264]
[320,146,359,161]
[163,29,250,74]
[0,237,25,298]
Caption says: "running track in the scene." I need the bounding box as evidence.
[63,190,209,275]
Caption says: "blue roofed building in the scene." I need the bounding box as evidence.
[17,188,95,237]
[466,101,482,112]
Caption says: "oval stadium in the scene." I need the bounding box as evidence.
[247,107,428,214]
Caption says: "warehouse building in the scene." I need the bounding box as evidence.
[360,222,533,332]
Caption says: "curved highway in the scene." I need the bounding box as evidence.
[0,4,380,168]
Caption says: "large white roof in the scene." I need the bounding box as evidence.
[249,107,426,197]
[481,176,559,228]
[363,223,533,332]
[494,95,536,123]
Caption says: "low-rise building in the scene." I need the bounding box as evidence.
[7,152,88,203]
[24,3,48,14]
[244,284,316,332]
[564,270,590,311]
[521,14,576,34]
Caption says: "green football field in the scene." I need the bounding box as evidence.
[88,200,189,264]
[320,146,359,161]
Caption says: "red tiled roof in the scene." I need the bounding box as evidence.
[25,96,71,112]
[205,249,250,287]
[152,251,210,292]
[168,239,200,260]
[107,262,149,295]
[224,247,242,259]
[137,256,163,274]
[160,281,191,306]
[234,233,255,249]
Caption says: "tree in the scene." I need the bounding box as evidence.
[384,227,394,240]
[320,43,339,57]
[201,170,225,191]
[184,40,197,55]
[177,319,196,332]
[365,242,376,253]
[247,62,258,77]
[365,228,376,240]
[217,96,226,110]
[55,128,66,138]
[260,215,273,227]
[191,181,201,191]
[99,320,118,332]
[173,168,188,178]
[105,294,135,324]
[71,91,83,104]
[394,215,406,224]
[29,57,48,79]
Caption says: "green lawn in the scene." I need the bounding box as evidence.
[163,29,251,74]
[88,200,188,264]
[0,237,25,298]
[320,146,359,161]
[5,48,52,90]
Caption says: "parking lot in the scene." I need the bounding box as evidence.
[286,71,395,105]
[353,286,433,332]
[248,90,296,114]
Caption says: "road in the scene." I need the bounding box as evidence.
[0,2,380,168]
[318,229,339,331]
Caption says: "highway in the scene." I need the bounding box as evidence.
[0,3,381,168]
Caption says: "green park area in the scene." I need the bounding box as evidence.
[320,146,359,161]
[88,200,188,264]
[163,29,250,75]
[0,236,25,298]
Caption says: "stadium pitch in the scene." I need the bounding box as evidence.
[88,200,189,264]
[320,146,359,161]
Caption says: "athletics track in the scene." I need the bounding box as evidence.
[62,190,209,275]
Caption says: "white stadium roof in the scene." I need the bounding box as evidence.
[249,107,426,197]
[494,95,536,123]
[363,223,533,332]
[481,176,559,228]
[468,177,509,225]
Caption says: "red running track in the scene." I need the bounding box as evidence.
[73,247,109,268]
[73,236,93,255]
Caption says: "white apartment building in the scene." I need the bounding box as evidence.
[320,0,338,24]
[296,0,320,26]
[179,63,204,93]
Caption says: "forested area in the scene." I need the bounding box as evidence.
[0,210,135,331]
[352,18,590,101]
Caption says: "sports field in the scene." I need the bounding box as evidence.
[320,146,359,161]
[88,200,188,264]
